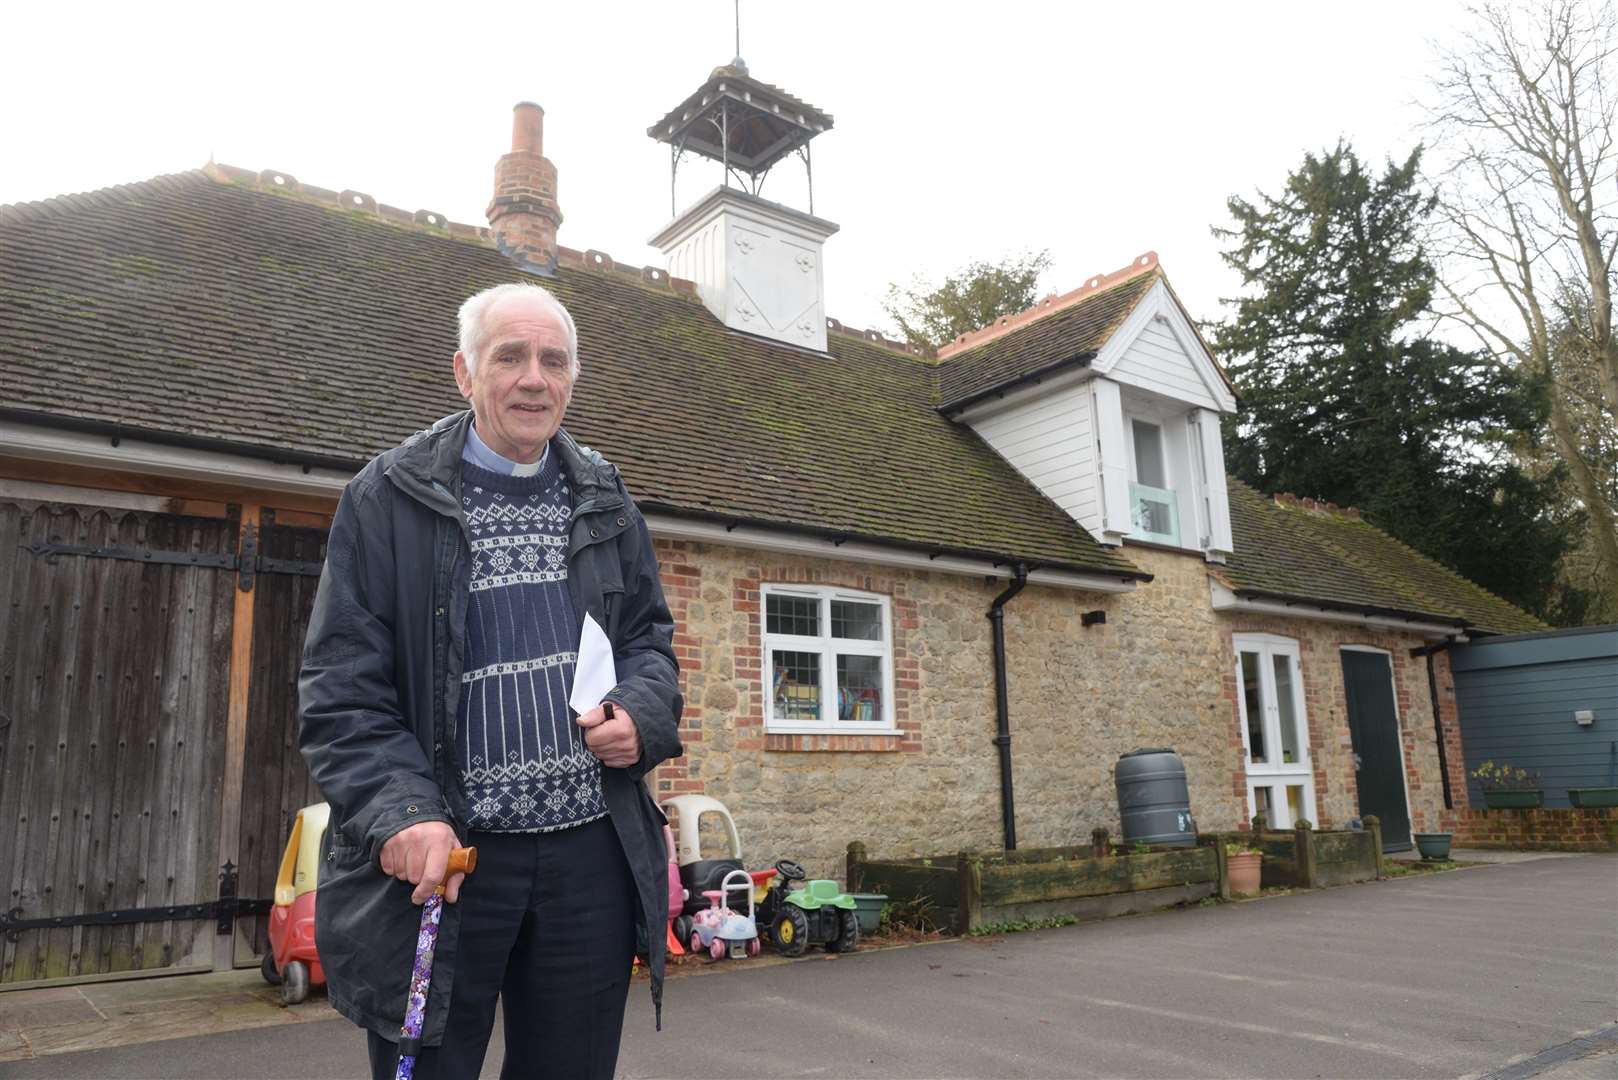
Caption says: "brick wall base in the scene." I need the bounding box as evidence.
[1442,808,1618,852]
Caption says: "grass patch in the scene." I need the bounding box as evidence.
[1383,858,1467,877]
[964,915,1079,937]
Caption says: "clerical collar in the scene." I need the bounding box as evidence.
[463,421,547,477]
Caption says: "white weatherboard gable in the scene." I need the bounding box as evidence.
[1092,279,1236,414]
[962,274,1237,557]
[650,186,839,352]
[970,380,1100,531]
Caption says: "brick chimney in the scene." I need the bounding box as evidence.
[487,102,563,273]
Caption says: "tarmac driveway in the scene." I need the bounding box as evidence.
[4,853,1614,1079]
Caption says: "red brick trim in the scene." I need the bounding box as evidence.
[739,566,921,755]
[647,539,703,799]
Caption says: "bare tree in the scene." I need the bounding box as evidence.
[1429,0,1618,615]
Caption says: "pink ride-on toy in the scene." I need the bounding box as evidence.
[688,869,761,961]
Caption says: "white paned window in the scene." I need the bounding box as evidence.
[763,585,896,734]
[1126,416,1179,545]
[1233,633,1315,827]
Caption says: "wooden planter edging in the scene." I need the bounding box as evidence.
[847,841,1218,934]
[1212,821,1381,890]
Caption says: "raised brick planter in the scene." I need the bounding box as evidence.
[1443,807,1618,852]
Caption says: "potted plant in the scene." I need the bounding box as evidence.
[1225,840,1263,896]
[1471,761,1544,809]
[1412,831,1453,860]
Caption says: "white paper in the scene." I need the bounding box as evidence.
[569,613,618,715]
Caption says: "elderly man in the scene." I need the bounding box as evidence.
[299,282,682,1080]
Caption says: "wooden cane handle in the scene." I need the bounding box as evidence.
[447,847,477,877]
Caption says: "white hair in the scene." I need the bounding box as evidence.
[457,282,579,377]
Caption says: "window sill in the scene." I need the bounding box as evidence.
[1121,536,1207,556]
[763,732,910,753]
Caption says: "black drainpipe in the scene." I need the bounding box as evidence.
[1412,638,1457,810]
[989,563,1029,851]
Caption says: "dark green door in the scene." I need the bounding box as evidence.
[1341,649,1412,851]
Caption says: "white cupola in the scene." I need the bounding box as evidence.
[646,61,838,352]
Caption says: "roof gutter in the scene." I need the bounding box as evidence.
[1,412,1152,593]
[937,352,1096,417]
[640,506,1150,593]
[0,413,355,500]
[0,408,369,474]
[1209,580,1469,639]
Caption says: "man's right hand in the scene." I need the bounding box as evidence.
[379,821,464,905]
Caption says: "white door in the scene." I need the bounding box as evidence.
[1233,634,1317,827]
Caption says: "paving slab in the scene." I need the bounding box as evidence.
[0,987,103,1031]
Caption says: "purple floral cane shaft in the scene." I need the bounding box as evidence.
[393,892,445,1080]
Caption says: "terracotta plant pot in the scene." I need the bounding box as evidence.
[1227,851,1262,896]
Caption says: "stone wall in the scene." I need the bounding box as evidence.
[647,539,1454,879]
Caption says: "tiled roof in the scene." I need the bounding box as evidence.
[0,168,1547,626]
[0,169,1142,579]
[1221,480,1545,635]
[934,270,1157,411]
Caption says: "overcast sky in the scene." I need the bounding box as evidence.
[3,0,1476,336]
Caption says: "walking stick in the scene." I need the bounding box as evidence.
[394,846,477,1080]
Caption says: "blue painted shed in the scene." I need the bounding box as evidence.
[1450,625,1618,808]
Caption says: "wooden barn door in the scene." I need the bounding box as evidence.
[231,519,327,965]
[0,499,238,983]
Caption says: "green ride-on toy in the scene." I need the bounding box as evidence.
[758,859,860,957]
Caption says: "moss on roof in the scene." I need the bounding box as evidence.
[0,170,1140,578]
[1222,480,1545,635]
[934,272,1157,409]
[0,170,1546,627]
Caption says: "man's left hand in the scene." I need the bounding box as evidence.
[576,702,642,768]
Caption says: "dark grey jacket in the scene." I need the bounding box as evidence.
[298,411,683,1045]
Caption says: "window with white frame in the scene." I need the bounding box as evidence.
[1125,415,1180,545]
[762,585,896,734]
[1232,634,1316,827]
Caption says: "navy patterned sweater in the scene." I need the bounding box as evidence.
[455,449,606,833]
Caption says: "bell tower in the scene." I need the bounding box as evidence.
[647,56,838,351]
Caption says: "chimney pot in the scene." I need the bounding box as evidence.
[512,102,544,155]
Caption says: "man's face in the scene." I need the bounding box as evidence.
[453,294,575,464]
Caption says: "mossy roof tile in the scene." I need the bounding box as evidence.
[0,170,1546,630]
[0,170,1140,578]
[1222,480,1544,635]
[934,272,1156,408]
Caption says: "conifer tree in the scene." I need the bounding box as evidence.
[1211,143,1572,618]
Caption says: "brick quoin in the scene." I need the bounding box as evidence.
[736,564,920,757]
[646,549,924,804]
[647,540,703,800]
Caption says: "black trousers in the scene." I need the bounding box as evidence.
[366,817,637,1080]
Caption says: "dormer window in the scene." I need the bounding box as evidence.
[1127,417,1179,545]
[952,272,1237,561]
